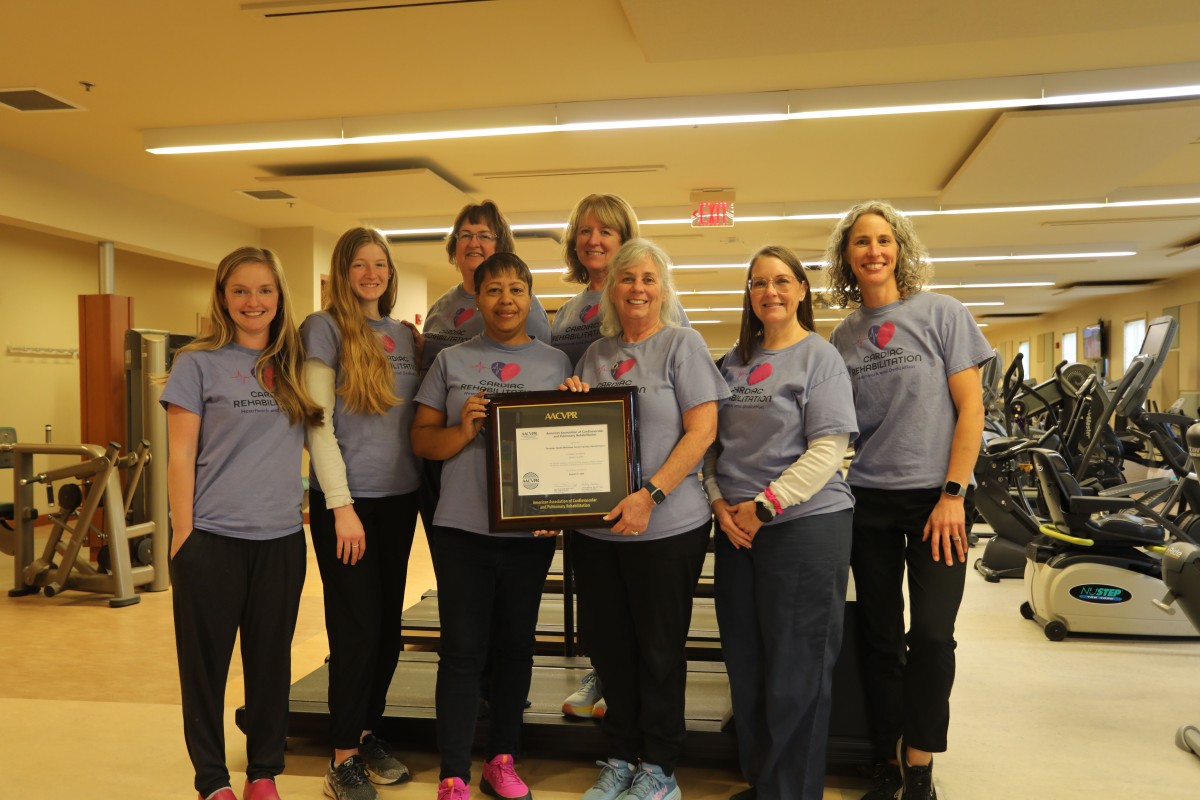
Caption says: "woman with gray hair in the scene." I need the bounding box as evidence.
[826,201,991,800]
[571,239,729,800]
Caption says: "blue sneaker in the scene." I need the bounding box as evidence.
[625,763,680,800]
[582,758,636,800]
[563,669,604,718]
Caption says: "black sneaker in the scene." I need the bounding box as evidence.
[359,734,411,785]
[324,755,377,800]
[859,762,902,800]
[896,737,937,800]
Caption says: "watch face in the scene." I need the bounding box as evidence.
[944,481,966,497]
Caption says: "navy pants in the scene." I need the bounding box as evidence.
[850,487,970,758]
[715,509,853,800]
[310,490,419,750]
[428,526,555,783]
[170,528,306,797]
[572,522,711,776]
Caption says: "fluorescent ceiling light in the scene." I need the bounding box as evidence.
[689,320,722,325]
[961,301,1005,307]
[929,251,1134,263]
[145,65,1200,155]
[930,281,1054,289]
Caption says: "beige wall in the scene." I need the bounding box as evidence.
[983,273,1200,410]
[0,222,214,501]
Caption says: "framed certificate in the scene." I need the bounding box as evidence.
[485,387,640,532]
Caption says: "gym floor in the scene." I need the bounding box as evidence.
[1,524,1196,799]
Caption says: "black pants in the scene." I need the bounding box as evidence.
[572,522,711,776]
[170,529,306,797]
[310,490,419,750]
[850,487,970,758]
[715,509,853,800]
[428,526,555,783]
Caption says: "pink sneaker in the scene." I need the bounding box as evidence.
[242,778,281,800]
[438,777,470,800]
[481,754,530,800]
[199,789,237,800]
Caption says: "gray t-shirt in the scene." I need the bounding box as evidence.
[415,334,572,536]
[574,326,730,542]
[551,288,691,368]
[300,311,421,497]
[830,291,993,490]
[160,344,304,540]
[422,283,552,370]
[716,335,858,522]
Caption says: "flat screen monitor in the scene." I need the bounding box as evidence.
[1082,322,1103,360]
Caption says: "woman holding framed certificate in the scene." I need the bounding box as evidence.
[571,239,729,800]
[703,246,858,800]
[412,252,577,800]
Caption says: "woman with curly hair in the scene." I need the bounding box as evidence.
[826,201,991,800]
[300,228,422,800]
[163,246,323,800]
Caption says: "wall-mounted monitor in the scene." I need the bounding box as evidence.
[1082,321,1105,360]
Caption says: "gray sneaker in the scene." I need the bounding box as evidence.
[625,763,680,800]
[582,758,636,800]
[359,734,411,785]
[324,755,378,800]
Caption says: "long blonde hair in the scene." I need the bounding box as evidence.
[180,246,322,427]
[325,228,400,415]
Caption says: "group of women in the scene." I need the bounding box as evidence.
[163,194,990,800]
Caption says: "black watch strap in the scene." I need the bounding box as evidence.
[755,501,774,523]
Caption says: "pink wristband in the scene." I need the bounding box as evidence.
[764,486,784,516]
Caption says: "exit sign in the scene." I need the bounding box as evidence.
[692,201,735,227]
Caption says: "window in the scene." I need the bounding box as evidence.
[1123,317,1146,373]
[1061,330,1077,365]
[1018,340,1031,380]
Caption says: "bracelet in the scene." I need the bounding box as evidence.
[764,486,784,516]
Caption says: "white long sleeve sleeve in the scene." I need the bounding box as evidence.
[303,359,353,509]
[756,432,850,511]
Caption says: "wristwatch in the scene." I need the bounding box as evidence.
[755,500,775,523]
[942,480,968,498]
[643,480,667,505]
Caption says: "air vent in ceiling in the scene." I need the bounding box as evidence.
[242,0,495,18]
[476,165,666,180]
[240,189,297,200]
[0,89,81,112]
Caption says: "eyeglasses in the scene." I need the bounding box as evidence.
[455,231,498,243]
[748,276,801,293]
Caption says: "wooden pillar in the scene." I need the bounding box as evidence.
[79,293,134,555]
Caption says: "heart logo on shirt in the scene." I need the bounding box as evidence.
[454,307,475,328]
[260,364,276,391]
[611,358,636,380]
[580,304,600,323]
[747,362,772,385]
[380,335,395,353]
[868,321,895,349]
[491,362,521,382]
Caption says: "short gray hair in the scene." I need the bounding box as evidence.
[599,239,682,338]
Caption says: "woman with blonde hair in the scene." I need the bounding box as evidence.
[300,228,422,800]
[163,246,322,800]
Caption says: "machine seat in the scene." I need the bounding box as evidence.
[1087,511,1164,545]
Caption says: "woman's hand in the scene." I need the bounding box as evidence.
[401,319,425,366]
[459,390,489,441]
[333,504,366,565]
[728,500,764,543]
[922,495,968,566]
[559,376,589,393]
[713,498,753,549]
[603,488,654,536]
[532,529,562,538]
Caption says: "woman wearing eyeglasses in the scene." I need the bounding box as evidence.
[423,200,552,370]
[826,202,990,800]
[702,246,858,800]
